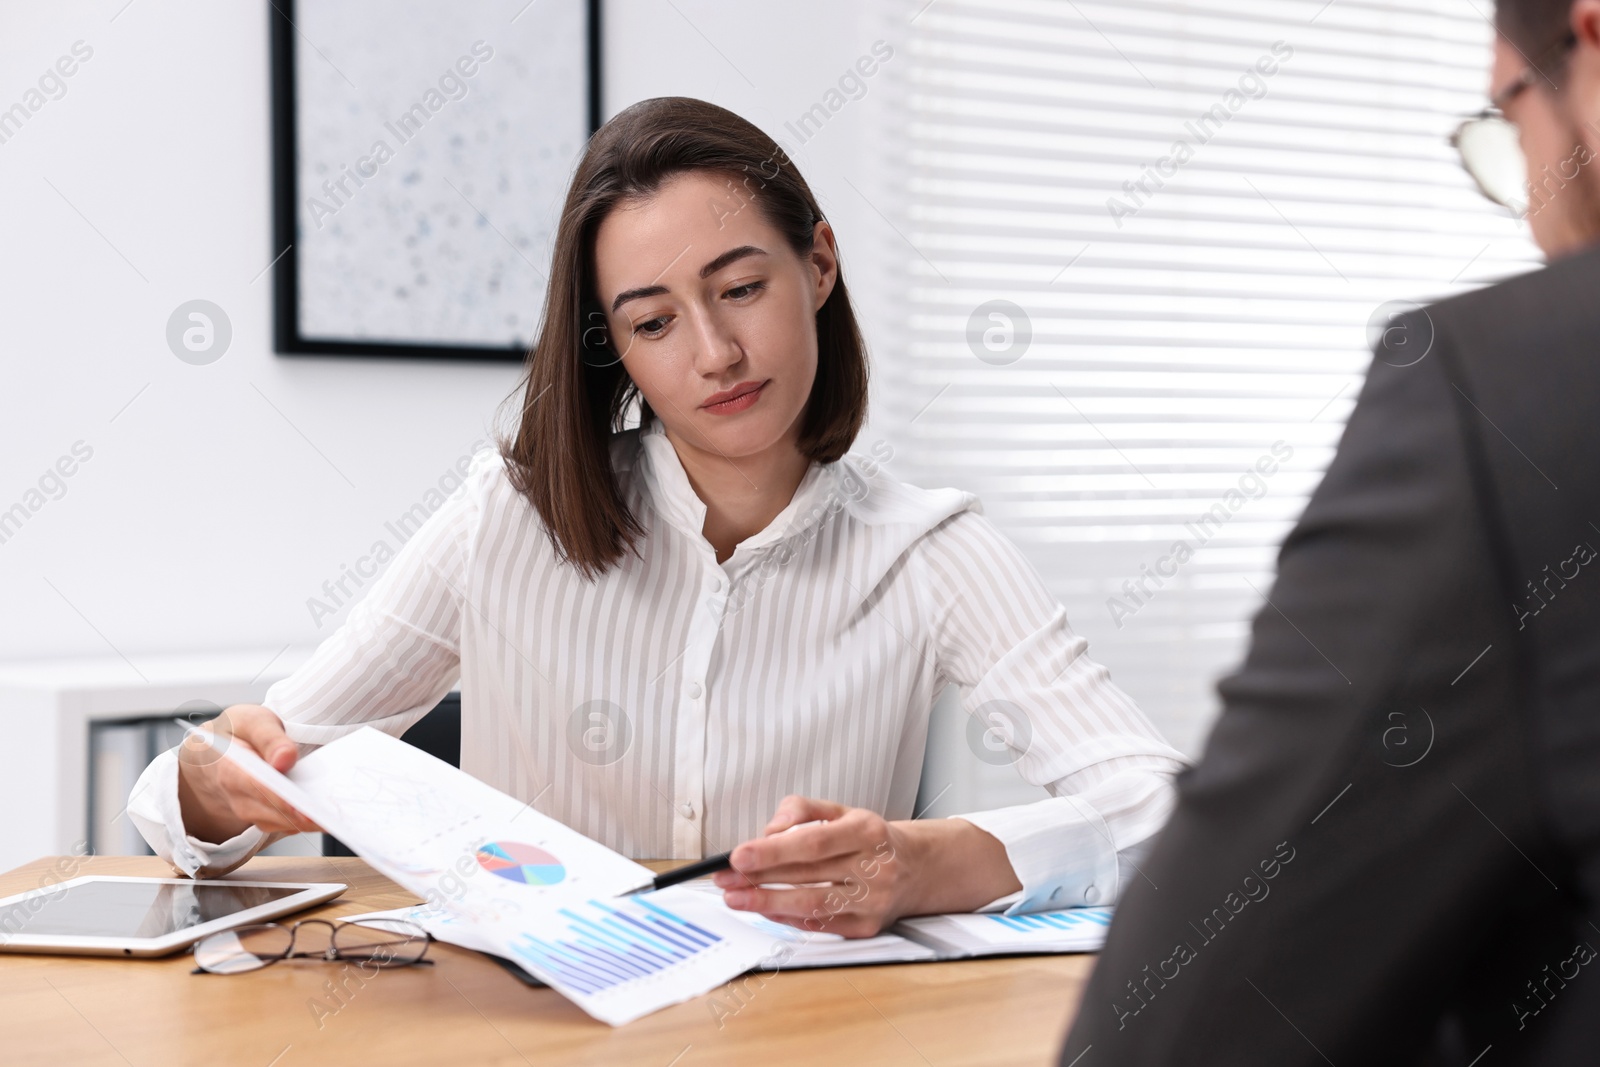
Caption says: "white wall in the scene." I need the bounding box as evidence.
[0,0,900,664]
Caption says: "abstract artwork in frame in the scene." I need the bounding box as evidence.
[270,0,601,361]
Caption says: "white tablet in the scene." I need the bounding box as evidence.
[0,875,347,958]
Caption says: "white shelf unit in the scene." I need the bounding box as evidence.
[0,648,319,873]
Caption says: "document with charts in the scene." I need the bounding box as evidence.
[206,725,774,1026]
[352,889,1113,975]
[651,882,1112,963]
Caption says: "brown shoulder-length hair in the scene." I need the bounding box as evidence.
[496,96,869,580]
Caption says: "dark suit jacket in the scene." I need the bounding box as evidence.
[1062,243,1600,1065]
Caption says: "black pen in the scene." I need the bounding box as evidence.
[623,821,824,895]
[624,851,733,895]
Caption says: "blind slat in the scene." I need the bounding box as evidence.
[882,0,1538,758]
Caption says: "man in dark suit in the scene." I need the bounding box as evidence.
[1063,1,1600,1062]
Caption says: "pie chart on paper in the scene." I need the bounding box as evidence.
[475,842,567,886]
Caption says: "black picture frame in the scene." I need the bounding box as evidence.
[268,0,602,362]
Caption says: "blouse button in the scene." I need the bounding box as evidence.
[687,682,703,699]
[679,802,696,819]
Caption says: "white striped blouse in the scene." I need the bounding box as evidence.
[129,421,1188,915]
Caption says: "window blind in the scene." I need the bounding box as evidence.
[874,0,1539,797]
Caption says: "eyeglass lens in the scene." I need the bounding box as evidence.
[1457,114,1529,213]
[194,923,296,974]
[331,919,430,965]
[193,919,428,974]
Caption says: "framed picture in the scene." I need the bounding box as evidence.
[269,0,601,361]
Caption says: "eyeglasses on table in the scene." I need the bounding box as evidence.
[190,917,434,975]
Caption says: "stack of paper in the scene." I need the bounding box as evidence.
[204,726,775,1026]
[205,724,1111,1023]
[346,890,1112,974]
[642,880,1110,963]
[650,883,942,968]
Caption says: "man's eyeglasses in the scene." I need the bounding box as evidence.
[1452,33,1578,215]
[191,917,433,975]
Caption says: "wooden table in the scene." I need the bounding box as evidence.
[0,855,1093,1066]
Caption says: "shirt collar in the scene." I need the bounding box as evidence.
[636,420,837,559]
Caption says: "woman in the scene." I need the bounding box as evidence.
[131,97,1187,937]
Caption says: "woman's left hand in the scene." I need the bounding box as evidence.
[712,796,912,938]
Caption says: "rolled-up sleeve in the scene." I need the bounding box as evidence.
[126,747,285,878]
[127,450,493,877]
[911,509,1189,914]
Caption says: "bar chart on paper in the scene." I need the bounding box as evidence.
[895,905,1113,956]
[987,908,1112,936]
[965,906,1112,952]
[507,896,732,995]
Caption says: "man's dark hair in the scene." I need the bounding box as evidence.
[1497,0,1578,83]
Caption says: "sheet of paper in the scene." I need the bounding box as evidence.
[473,889,774,1025]
[221,727,653,912]
[197,724,771,1025]
[653,882,941,968]
[897,906,1112,954]
[338,893,779,1023]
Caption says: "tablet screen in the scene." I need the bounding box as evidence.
[0,880,305,939]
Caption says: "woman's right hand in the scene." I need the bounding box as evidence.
[175,704,323,843]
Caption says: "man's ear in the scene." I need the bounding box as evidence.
[1574,0,1600,51]
[1563,0,1600,127]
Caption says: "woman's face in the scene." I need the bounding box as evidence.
[591,170,838,463]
